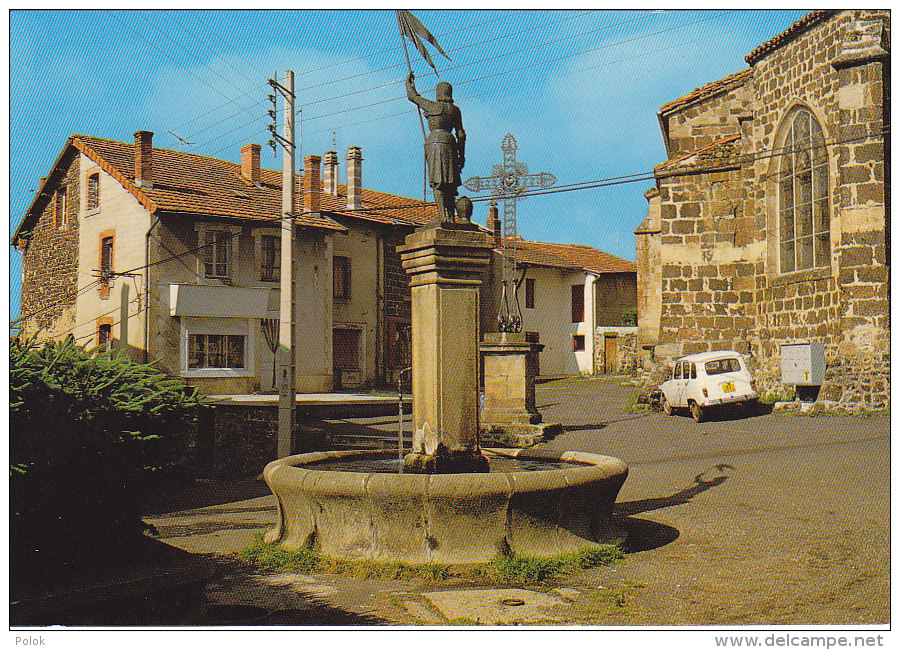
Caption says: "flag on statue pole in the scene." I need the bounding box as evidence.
[396,10,451,74]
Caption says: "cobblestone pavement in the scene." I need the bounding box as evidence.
[145,377,890,626]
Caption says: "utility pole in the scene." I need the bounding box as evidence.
[270,70,296,459]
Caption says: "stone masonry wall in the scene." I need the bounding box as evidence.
[20,154,80,336]
[646,11,889,410]
[749,10,889,405]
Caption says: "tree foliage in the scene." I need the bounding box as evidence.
[9,334,204,582]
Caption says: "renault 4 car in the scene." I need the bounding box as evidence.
[660,351,758,422]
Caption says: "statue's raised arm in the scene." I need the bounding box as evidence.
[406,71,467,224]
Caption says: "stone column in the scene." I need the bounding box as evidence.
[399,225,493,474]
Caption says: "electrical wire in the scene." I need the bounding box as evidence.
[13,124,887,328]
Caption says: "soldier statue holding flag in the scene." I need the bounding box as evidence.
[406,71,467,224]
[397,10,468,224]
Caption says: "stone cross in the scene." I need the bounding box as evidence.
[464,133,556,331]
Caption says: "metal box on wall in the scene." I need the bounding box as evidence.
[781,342,826,385]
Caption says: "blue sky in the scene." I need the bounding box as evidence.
[8,8,809,322]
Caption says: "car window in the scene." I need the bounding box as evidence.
[690,363,697,379]
[705,358,741,375]
[673,363,682,379]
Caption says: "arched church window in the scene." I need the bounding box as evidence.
[778,108,829,273]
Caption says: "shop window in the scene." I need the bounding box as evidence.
[188,333,245,369]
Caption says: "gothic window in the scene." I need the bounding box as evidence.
[778,108,829,273]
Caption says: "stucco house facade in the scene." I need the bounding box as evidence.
[13,132,435,394]
[484,205,637,377]
[635,10,889,408]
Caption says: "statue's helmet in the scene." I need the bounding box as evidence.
[435,81,453,101]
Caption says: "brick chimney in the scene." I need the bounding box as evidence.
[323,150,339,196]
[303,154,321,214]
[488,201,501,247]
[134,131,153,189]
[346,146,362,211]
[241,143,261,185]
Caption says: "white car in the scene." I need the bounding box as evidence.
[660,351,758,422]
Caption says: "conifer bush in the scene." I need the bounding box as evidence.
[10,334,204,581]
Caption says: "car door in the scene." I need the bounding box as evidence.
[674,360,690,406]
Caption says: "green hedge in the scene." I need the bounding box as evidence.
[10,334,204,582]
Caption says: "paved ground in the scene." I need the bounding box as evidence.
[145,377,890,626]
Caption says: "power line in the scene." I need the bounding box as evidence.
[304,10,731,127]
[13,125,886,331]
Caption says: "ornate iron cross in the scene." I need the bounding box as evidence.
[464,133,556,331]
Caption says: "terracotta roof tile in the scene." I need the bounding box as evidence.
[659,68,752,116]
[502,238,636,275]
[70,135,441,231]
[745,10,839,65]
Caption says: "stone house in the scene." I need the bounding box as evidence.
[635,10,889,409]
[12,131,436,394]
[485,204,637,377]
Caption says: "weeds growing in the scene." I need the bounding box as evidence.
[242,533,622,586]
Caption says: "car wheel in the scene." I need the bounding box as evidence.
[662,394,673,416]
[690,401,704,423]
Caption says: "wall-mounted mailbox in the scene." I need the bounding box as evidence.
[781,342,826,385]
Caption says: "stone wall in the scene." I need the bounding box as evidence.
[594,327,639,374]
[639,10,889,410]
[20,153,80,336]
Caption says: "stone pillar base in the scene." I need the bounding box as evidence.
[480,422,563,448]
[403,447,490,474]
[480,332,559,447]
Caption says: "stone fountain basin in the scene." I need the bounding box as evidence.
[263,448,628,564]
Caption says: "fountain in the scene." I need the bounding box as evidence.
[262,68,627,564]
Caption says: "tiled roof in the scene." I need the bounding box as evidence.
[654,134,742,175]
[745,10,840,65]
[658,68,752,116]
[73,135,347,231]
[15,133,439,243]
[317,183,437,227]
[501,238,636,275]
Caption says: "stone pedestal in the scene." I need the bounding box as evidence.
[481,332,561,447]
[398,225,493,473]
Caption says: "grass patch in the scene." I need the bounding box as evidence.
[242,533,622,586]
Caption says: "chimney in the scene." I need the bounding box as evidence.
[303,154,321,214]
[323,150,339,196]
[134,131,153,189]
[488,201,501,247]
[241,143,261,185]
[346,146,362,210]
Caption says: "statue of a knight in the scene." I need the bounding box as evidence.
[406,71,467,224]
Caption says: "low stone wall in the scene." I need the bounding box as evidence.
[594,327,639,374]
